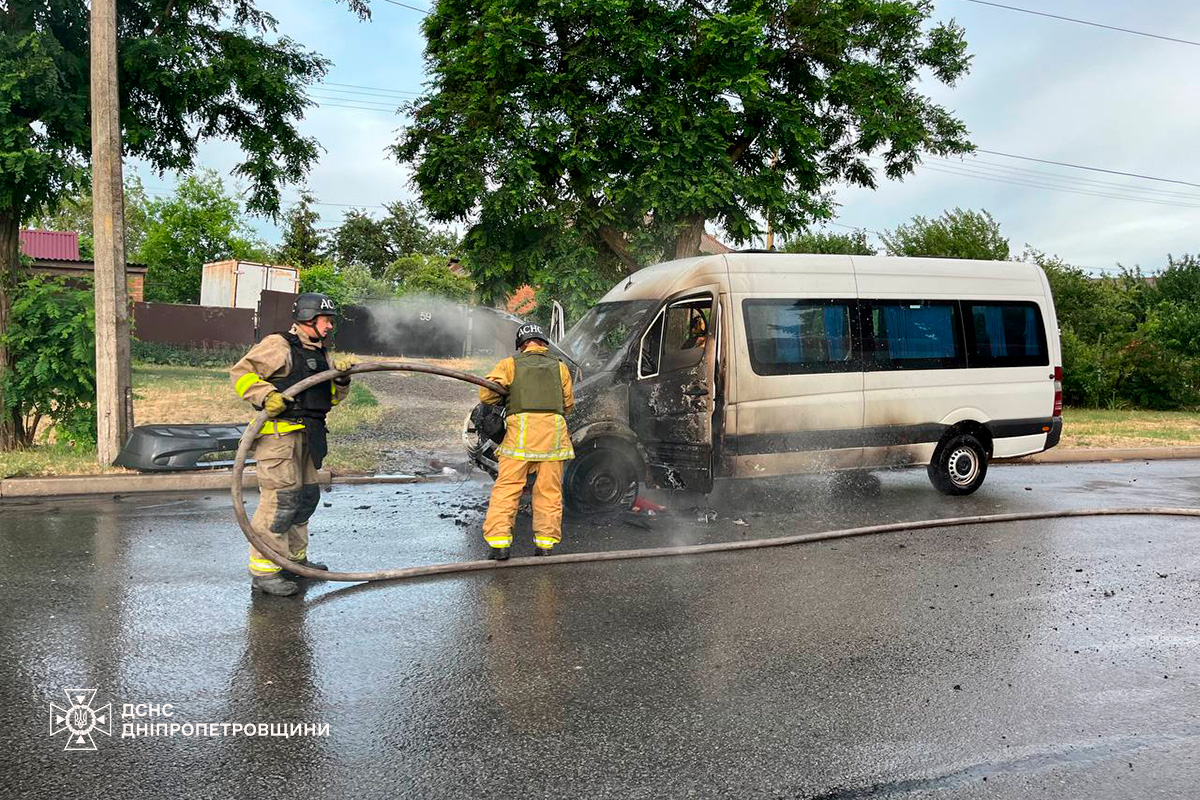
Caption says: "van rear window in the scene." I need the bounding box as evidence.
[743,300,855,375]
[964,302,1048,367]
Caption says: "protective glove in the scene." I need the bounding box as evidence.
[332,355,356,386]
[263,391,288,418]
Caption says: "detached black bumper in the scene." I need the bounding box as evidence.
[113,423,251,471]
[1045,416,1063,450]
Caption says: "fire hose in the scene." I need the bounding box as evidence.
[232,363,1200,584]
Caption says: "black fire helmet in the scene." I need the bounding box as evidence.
[515,322,549,349]
[293,292,339,322]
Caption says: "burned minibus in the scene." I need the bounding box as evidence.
[466,253,1063,512]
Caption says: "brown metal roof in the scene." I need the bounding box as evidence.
[699,232,732,255]
[20,229,81,261]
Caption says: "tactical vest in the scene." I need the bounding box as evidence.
[269,332,332,420]
[506,351,565,415]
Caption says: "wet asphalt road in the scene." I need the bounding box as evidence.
[2,461,1198,799]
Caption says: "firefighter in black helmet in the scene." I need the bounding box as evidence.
[478,323,575,559]
[229,292,356,596]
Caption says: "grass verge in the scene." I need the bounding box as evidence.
[1059,407,1200,449]
[0,364,385,478]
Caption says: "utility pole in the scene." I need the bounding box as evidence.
[91,0,133,464]
[765,148,779,251]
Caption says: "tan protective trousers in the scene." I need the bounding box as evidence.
[482,458,565,551]
[248,430,321,575]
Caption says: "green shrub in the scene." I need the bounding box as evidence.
[132,340,248,368]
[1,276,97,447]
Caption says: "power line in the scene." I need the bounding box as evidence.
[917,162,1200,210]
[927,156,1200,202]
[309,91,402,109]
[308,100,402,115]
[959,0,1200,48]
[380,0,431,14]
[976,149,1200,190]
[318,82,421,99]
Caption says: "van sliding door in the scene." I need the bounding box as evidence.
[629,290,717,493]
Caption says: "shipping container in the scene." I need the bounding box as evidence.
[200,261,299,309]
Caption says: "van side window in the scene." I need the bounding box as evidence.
[862,300,964,370]
[659,299,712,374]
[964,302,1048,367]
[743,300,855,375]
[638,310,665,378]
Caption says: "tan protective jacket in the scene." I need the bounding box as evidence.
[230,325,350,435]
[480,344,575,461]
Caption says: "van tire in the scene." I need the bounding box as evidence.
[928,433,988,495]
[565,446,639,515]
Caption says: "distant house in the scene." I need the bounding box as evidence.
[699,232,733,255]
[19,229,148,302]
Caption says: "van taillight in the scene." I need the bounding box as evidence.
[1052,366,1063,416]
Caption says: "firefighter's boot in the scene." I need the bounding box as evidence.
[251,574,298,597]
[488,547,511,561]
[535,547,553,557]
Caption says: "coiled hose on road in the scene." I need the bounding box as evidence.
[232,362,1200,584]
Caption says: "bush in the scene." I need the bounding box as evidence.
[132,340,248,368]
[298,262,351,305]
[1,276,97,447]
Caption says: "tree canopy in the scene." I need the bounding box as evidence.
[0,0,368,448]
[395,0,972,296]
[783,228,876,255]
[326,201,458,276]
[139,170,268,304]
[881,207,1009,261]
[275,191,325,269]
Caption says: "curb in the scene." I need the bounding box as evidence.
[0,469,458,499]
[4,446,1199,499]
[997,446,1200,465]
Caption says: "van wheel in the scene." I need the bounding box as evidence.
[928,433,988,495]
[565,447,639,515]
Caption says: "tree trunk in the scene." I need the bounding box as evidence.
[597,225,640,274]
[0,211,19,450]
[674,214,706,259]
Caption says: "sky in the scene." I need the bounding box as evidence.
[140,0,1200,274]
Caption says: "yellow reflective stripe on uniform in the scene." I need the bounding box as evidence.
[249,557,281,573]
[534,537,556,548]
[495,413,575,461]
[235,372,266,397]
[484,535,513,546]
[289,548,306,560]
[260,420,305,435]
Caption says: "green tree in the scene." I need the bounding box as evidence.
[327,201,458,276]
[882,208,1009,260]
[0,0,368,448]
[275,191,325,269]
[387,254,474,301]
[297,262,350,306]
[783,228,875,255]
[139,171,268,304]
[1,275,96,447]
[327,210,394,276]
[395,0,971,299]
[25,176,152,260]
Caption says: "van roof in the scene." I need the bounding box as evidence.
[599,253,1047,303]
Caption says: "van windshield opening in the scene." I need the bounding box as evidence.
[560,300,659,372]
